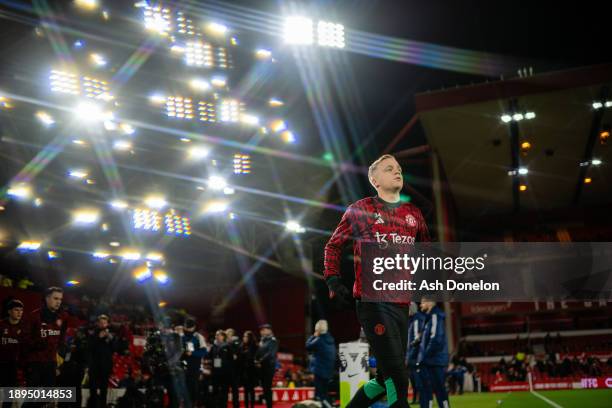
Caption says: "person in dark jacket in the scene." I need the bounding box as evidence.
[255,323,278,408]
[240,331,258,408]
[225,328,241,408]
[406,303,425,404]
[0,299,24,408]
[417,299,450,408]
[210,330,233,408]
[23,287,66,388]
[182,318,207,408]
[306,320,336,408]
[88,314,117,408]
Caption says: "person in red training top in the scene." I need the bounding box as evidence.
[324,154,430,408]
[1,299,25,400]
[23,286,66,388]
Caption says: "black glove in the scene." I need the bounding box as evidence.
[326,276,353,308]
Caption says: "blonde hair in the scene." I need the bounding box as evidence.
[315,319,328,334]
[368,154,397,187]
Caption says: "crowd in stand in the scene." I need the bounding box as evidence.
[0,285,299,408]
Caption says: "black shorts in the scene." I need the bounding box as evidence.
[356,301,409,375]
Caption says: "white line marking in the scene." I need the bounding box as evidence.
[530,390,564,408]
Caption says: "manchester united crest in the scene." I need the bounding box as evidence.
[406,214,417,227]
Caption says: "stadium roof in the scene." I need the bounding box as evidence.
[416,63,612,219]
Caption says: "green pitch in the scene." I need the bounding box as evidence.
[446,389,612,408]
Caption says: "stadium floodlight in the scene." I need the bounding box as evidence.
[180,137,192,143]
[190,78,211,92]
[206,22,228,35]
[47,250,59,259]
[120,123,135,135]
[605,101,612,108]
[223,187,235,195]
[270,119,287,132]
[203,200,229,213]
[233,154,251,174]
[149,93,166,104]
[133,208,161,231]
[198,101,217,123]
[188,146,210,160]
[72,139,87,146]
[185,41,214,67]
[50,70,79,95]
[122,251,142,261]
[146,252,164,262]
[133,265,151,282]
[143,5,172,36]
[519,184,527,192]
[113,140,133,151]
[164,210,191,236]
[17,241,41,251]
[110,200,128,210]
[93,251,110,259]
[518,167,529,175]
[73,209,100,225]
[0,95,13,109]
[211,76,227,87]
[207,176,227,190]
[74,101,112,122]
[283,16,314,45]
[165,96,194,119]
[66,280,80,286]
[501,114,512,123]
[7,184,32,199]
[228,212,236,220]
[36,111,55,126]
[153,270,169,284]
[158,301,167,307]
[68,169,88,179]
[269,98,284,107]
[144,195,167,210]
[591,158,602,166]
[90,53,107,67]
[592,102,603,109]
[34,198,43,207]
[219,99,240,122]
[512,113,524,121]
[285,220,305,233]
[75,0,98,10]
[280,130,296,144]
[584,177,592,184]
[255,49,272,60]
[524,112,536,120]
[170,44,185,53]
[317,21,345,48]
[241,114,260,126]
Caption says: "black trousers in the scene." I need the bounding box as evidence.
[243,372,257,408]
[23,362,57,408]
[185,369,199,408]
[228,371,240,408]
[347,301,410,408]
[314,374,331,405]
[0,362,18,408]
[260,364,275,408]
[88,367,110,408]
[212,376,229,408]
